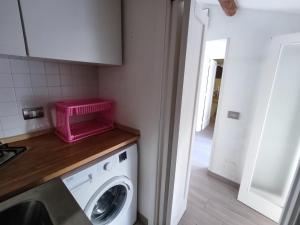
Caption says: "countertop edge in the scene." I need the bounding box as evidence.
[0,128,140,202]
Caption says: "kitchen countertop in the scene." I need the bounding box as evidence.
[0,128,139,201]
[0,178,92,225]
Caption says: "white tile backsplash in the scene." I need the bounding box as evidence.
[0,88,16,102]
[0,115,23,129]
[32,87,49,97]
[46,74,60,86]
[45,62,59,75]
[48,87,62,98]
[60,74,73,86]
[59,64,71,75]
[15,87,33,100]
[30,74,47,87]
[0,74,13,87]
[10,59,30,74]
[0,102,18,116]
[29,60,45,74]
[62,86,73,97]
[0,56,99,138]
[0,58,11,74]
[12,74,32,87]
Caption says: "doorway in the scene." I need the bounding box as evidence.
[193,39,227,169]
[159,1,300,225]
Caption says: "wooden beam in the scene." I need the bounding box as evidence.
[218,0,237,16]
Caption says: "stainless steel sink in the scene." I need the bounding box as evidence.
[0,200,54,225]
[0,179,92,225]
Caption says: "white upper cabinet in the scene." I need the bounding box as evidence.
[0,0,27,56]
[19,0,122,64]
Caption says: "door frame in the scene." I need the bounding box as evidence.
[208,37,230,172]
[201,59,217,130]
[155,0,209,224]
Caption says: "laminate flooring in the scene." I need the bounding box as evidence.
[178,126,277,225]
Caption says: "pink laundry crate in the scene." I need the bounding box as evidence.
[55,98,115,143]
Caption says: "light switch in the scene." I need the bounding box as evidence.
[227,111,240,120]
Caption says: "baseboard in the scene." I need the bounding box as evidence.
[207,170,240,189]
[135,212,148,225]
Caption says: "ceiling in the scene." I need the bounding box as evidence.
[200,0,300,14]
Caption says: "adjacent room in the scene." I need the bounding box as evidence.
[177,1,300,225]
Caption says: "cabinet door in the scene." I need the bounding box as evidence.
[20,0,122,64]
[0,0,26,56]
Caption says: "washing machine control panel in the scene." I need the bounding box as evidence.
[119,151,127,162]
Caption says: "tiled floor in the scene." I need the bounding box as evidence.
[178,125,277,225]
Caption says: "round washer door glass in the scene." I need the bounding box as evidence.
[91,184,127,224]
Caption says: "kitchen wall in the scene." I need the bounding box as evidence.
[206,5,300,183]
[0,56,98,138]
[98,0,168,224]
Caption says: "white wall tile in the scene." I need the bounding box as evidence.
[12,74,32,87]
[0,115,23,129]
[46,75,60,86]
[0,102,18,116]
[73,74,84,86]
[45,62,59,74]
[72,86,82,98]
[29,60,45,74]
[0,125,4,138]
[0,88,16,102]
[0,58,11,74]
[48,87,62,97]
[31,74,47,87]
[60,74,73,86]
[59,63,71,75]
[32,87,49,97]
[10,59,30,74]
[62,86,73,97]
[15,87,33,100]
[0,74,13,87]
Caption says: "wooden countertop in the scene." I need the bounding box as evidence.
[0,128,139,201]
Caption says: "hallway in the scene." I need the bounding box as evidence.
[179,126,277,225]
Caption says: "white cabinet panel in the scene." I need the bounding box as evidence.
[20,0,122,64]
[0,0,26,56]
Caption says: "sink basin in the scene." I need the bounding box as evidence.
[0,200,54,225]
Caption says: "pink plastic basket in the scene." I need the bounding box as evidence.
[55,98,115,143]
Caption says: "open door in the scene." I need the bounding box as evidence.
[165,0,208,224]
[238,33,300,223]
[201,59,217,130]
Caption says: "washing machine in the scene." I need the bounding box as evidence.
[62,144,137,225]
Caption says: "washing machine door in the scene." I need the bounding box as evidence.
[84,176,133,225]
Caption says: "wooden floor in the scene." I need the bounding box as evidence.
[178,126,277,225]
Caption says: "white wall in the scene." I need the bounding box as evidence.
[98,0,167,224]
[206,5,300,183]
[0,56,98,138]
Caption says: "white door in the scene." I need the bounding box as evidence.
[201,59,217,130]
[238,33,300,223]
[166,0,208,224]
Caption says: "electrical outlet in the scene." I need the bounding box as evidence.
[22,107,44,120]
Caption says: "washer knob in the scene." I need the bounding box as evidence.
[103,162,112,171]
